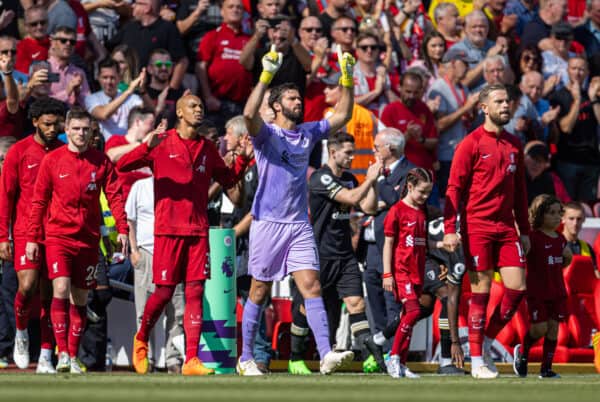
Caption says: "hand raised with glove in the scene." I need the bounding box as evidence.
[259,44,283,85]
[337,48,356,88]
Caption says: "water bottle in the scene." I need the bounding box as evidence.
[105,339,113,372]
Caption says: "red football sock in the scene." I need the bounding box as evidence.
[68,304,87,358]
[137,284,175,342]
[184,281,205,363]
[468,292,489,357]
[14,291,32,331]
[51,297,69,354]
[485,288,526,339]
[390,299,420,363]
[40,299,53,350]
[541,337,557,372]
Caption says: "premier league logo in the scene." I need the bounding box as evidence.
[221,256,234,278]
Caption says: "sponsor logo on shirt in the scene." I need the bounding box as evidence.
[32,52,40,58]
[472,255,479,267]
[52,261,58,274]
[59,173,69,179]
[507,152,517,173]
[320,174,333,185]
[405,235,425,247]
[169,154,180,159]
[20,254,26,266]
[405,282,412,295]
[220,47,242,61]
[197,155,206,173]
[481,154,491,159]
[161,270,167,281]
[27,163,38,169]
[547,255,563,265]
[331,211,351,220]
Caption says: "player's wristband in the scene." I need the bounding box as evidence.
[382,272,393,279]
[259,70,275,85]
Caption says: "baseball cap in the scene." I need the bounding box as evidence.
[441,47,477,64]
[551,22,573,40]
[321,72,342,86]
[525,141,550,160]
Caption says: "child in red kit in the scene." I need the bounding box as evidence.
[513,194,572,379]
[382,168,438,379]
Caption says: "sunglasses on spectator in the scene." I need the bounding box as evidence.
[153,60,173,68]
[358,44,379,51]
[54,37,77,45]
[522,55,540,63]
[335,26,357,33]
[301,27,322,33]
[27,20,47,27]
[0,49,16,56]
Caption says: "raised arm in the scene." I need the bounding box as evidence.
[326,49,356,134]
[243,45,282,137]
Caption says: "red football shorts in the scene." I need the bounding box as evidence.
[45,241,99,289]
[463,229,526,272]
[527,297,568,324]
[14,239,44,274]
[394,279,422,304]
[153,235,210,285]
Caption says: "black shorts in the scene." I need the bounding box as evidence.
[423,258,445,295]
[318,256,363,299]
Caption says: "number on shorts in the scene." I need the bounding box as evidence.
[515,241,524,258]
[85,265,98,283]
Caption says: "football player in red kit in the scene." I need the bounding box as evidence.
[0,98,65,373]
[513,195,572,379]
[443,84,531,379]
[117,94,248,376]
[26,109,129,374]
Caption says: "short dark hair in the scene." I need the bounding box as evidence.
[327,132,355,150]
[268,83,301,111]
[65,107,92,126]
[28,97,65,120]
[197,119,217,135]
[479,83,508,104]
[127,106,155,128]
[148,48,171,62]
[52,26,76,37]
[401,71,423,87]
[98,58,120,74]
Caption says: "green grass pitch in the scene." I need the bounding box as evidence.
[2,373,600,402]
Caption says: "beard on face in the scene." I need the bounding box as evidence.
[281,104,303,124]
[36,125,57,145]
[489,110,511,126]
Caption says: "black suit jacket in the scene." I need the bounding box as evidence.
[574,21,600,72]
[374,157,416,254]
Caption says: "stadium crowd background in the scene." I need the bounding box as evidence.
[0,0,599,375]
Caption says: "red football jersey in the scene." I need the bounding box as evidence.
[444,125,530,236]
[526,230,567,300]
[384,200,427,285]
[0,136,62,242]
[104,136,151,201]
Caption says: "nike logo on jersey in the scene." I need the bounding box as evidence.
[27,163,38,169]
[32,52,40,58]
[59,173,69,179]
[407,221,417,226]
[169,154,179,159]
[481,154,491,159]
[545,244,552,249]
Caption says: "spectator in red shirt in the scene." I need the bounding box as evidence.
[299,16,329,123]
[196,0,251,134]
[433,2,461,47]
[15,6,50,75]
[26,108,129,374]
[443,84,530,379]
[118,94,249,376]
[381,71,438,172]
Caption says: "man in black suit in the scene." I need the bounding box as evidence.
[361,128,415,356]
